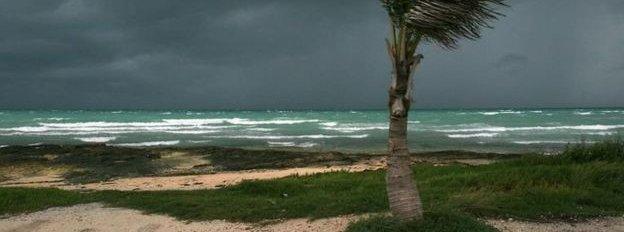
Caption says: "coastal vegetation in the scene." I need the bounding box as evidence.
[0,144,512,184]
[1,139,623,231]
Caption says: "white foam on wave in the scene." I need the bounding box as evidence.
[209,134,368,140]
[165,130,221,134]
[513,140,573,145]
[164,118,319,125]
[319,122,338,127]
[1,126,50,132]
[161,112,172,115]
[246,128,276,132]
[226,118,320,125]
[161,119,228,125]
[574,112,593,115]
[436,124,624,133]
[408,121,421,124]
[297,142,318,148]
[478,110,524,116]
[322,126,387,133]
[267,141,296,147]
[321,122,387,133]
[75,137,117,143]
[447,133,499,138]
[188,140,211,144]
[112,140,180,147]
[582,131,616,136]
[2,118,319,136]
[267,141,318,148]
[0,145,7,148]
[39,121,222,127]
[0,121,234,135]
[34,117,69,121]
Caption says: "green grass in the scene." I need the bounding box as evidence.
[0,187,93,215]
[2,140,623,229]
[345,213,498,232]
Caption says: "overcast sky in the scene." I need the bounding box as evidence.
[1,0,623,110]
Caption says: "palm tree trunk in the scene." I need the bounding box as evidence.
[386,68,423,221]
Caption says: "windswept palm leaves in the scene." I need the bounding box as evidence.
[382,0,506,48]
[380,0,506,221]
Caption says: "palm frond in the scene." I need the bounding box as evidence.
[382,0,506,49]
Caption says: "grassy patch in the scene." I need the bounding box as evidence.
[0,187,92,216]
[95,171,387,222]
[345,213,497,232]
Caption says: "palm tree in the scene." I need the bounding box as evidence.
[380,0,506,221]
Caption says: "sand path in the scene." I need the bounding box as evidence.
[2,204,623,232]
[0,164,383,191]
[0,203,359,232]
[486,218,624,232]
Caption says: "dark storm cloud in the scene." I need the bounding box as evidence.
[1,0,623,109]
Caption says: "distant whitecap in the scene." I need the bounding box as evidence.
[447,133,499,138]
[75,137,117,143]
[113,140,180,147]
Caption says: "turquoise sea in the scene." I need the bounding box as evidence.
[0,109,623,153]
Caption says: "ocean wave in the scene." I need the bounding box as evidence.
[267,141,318,148]
[112,140,180,147]
[209,134,368,140]
[1,125,230,133]
[447,133,499,138]
[513,140,573,145]
[14,118,319,132]
[582,131,616,136]
[38,121,221,127]
[246,128,276,132]
[436,124,624,133]
[321,123,387,133]
[34,117,70,121]
[319,122,338,127]
[267,141,295,147]
[75,137,117,143]
[164,130,221,134]
[478,110,524,116]
[226,118,320,125]
[188,140,211,144]
[297,142,318,148]
[163,118,319,125]
[161,119,228,125]
[322,126,387,133]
